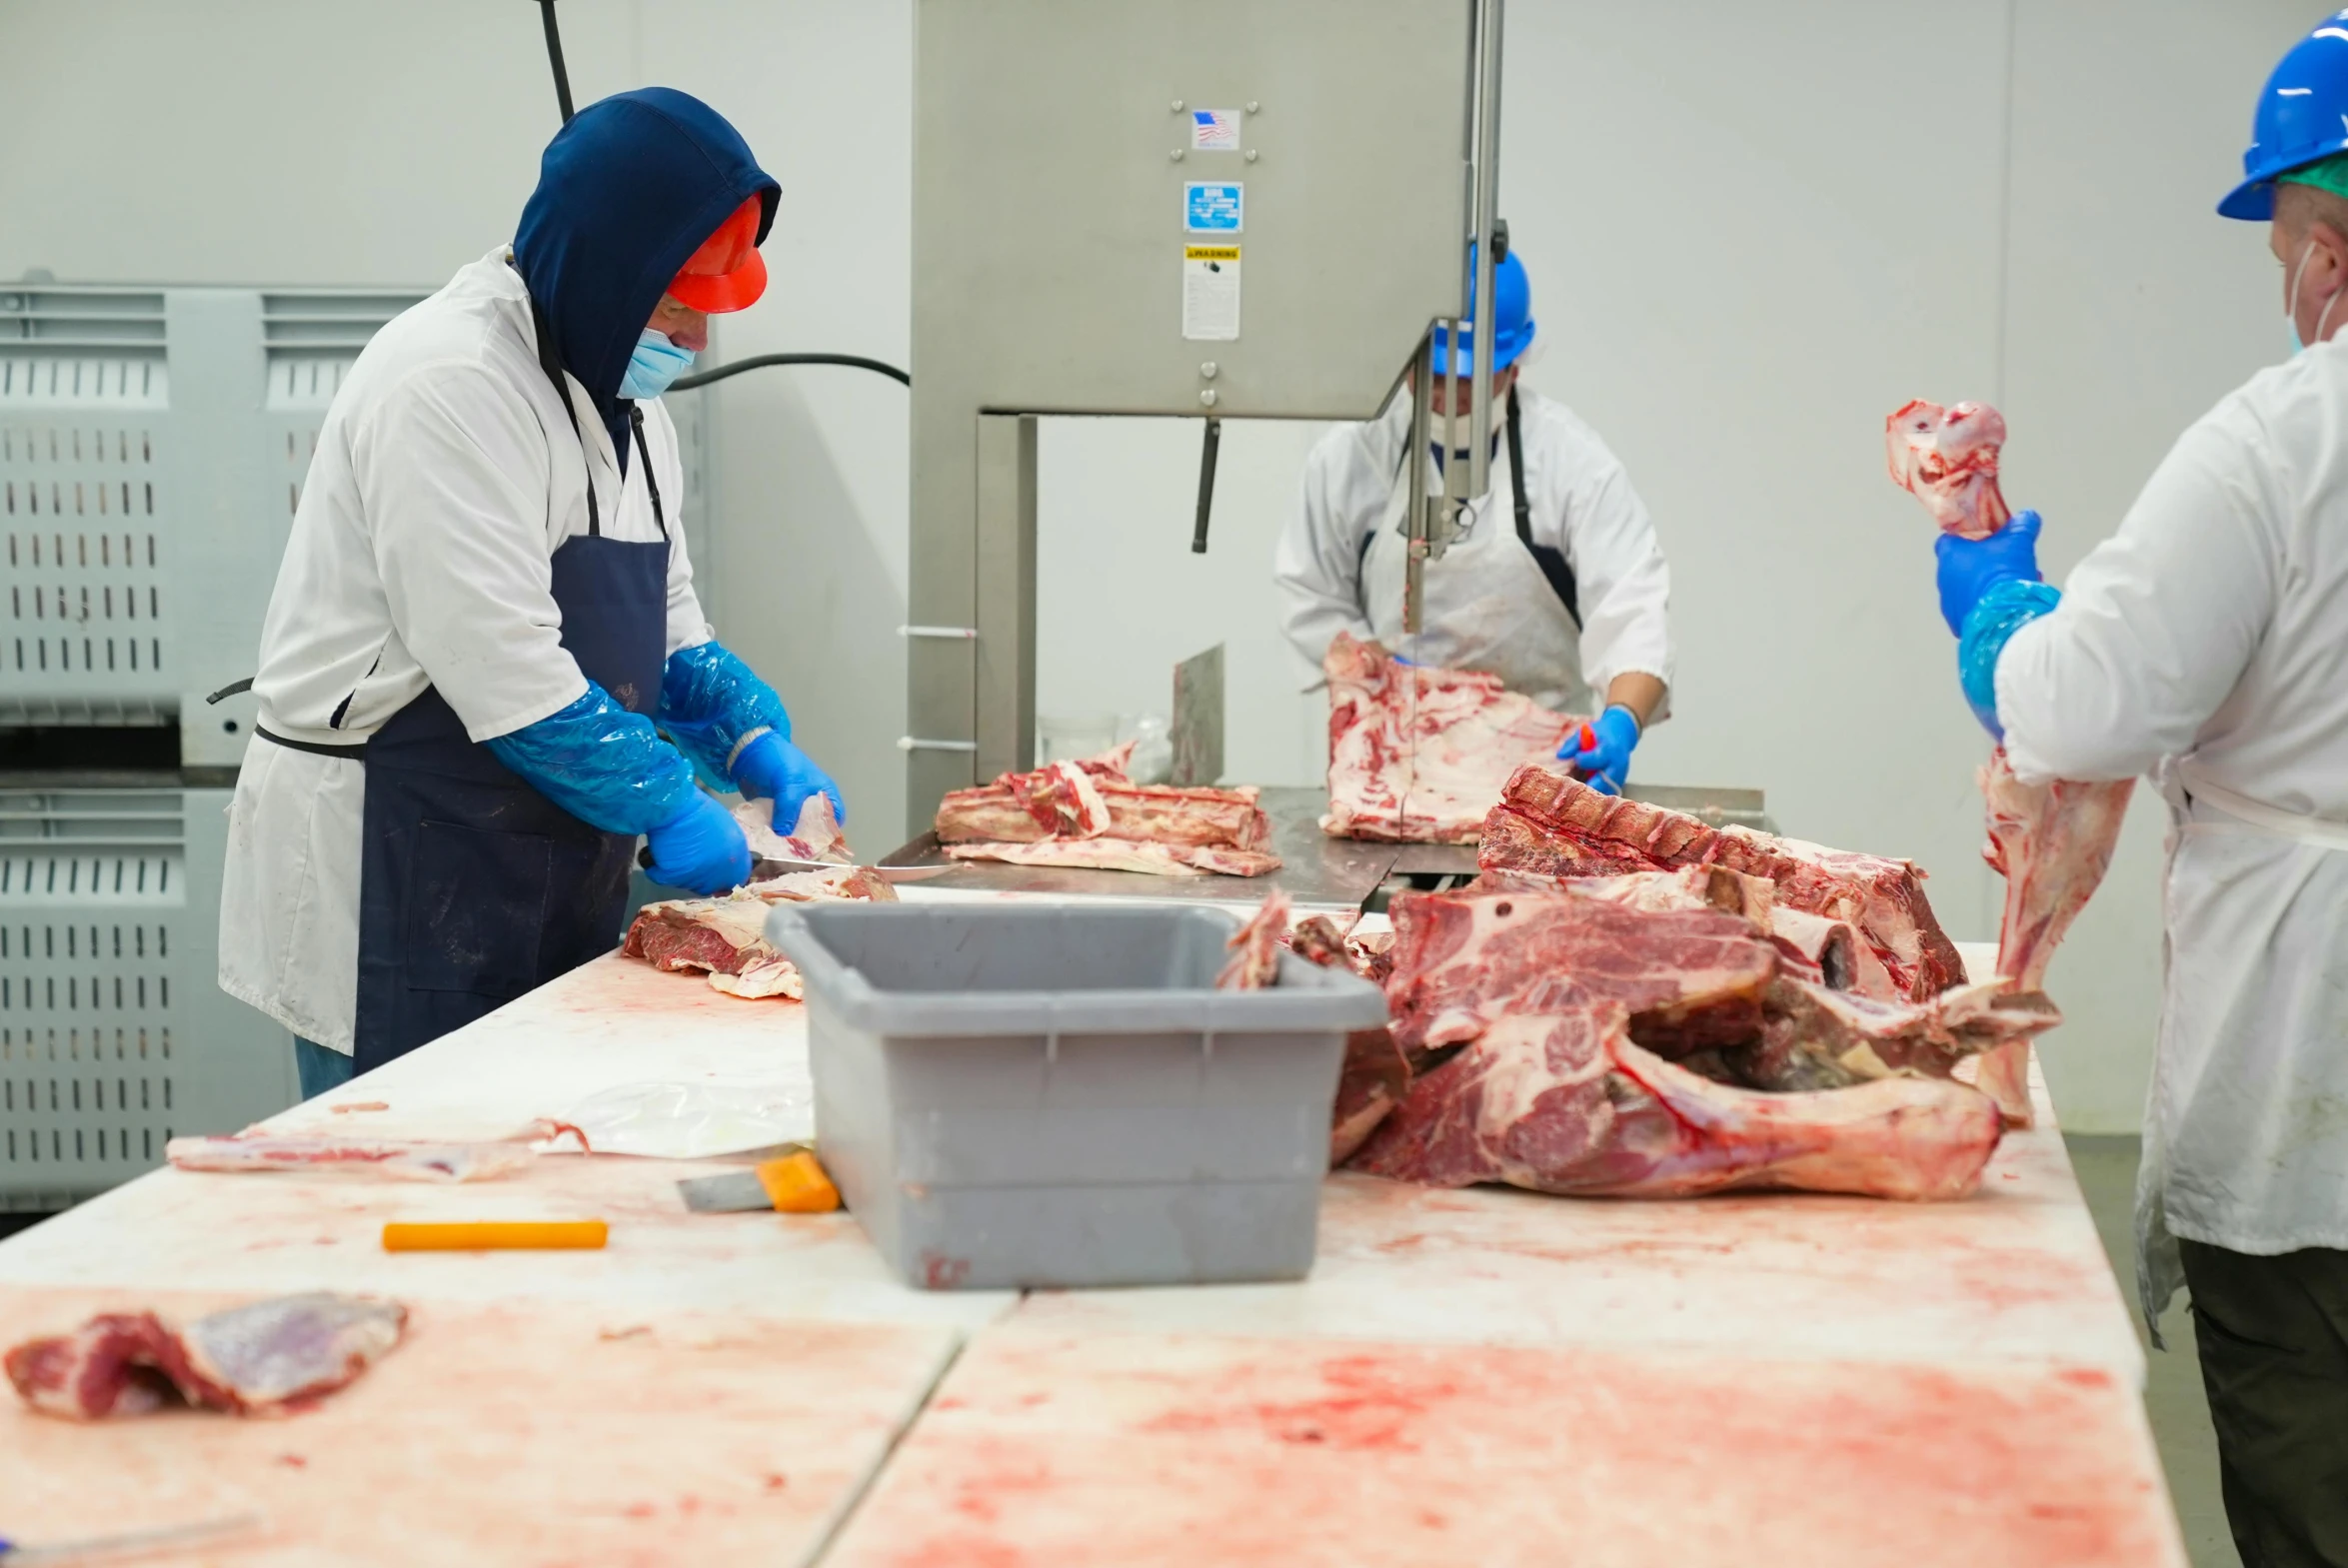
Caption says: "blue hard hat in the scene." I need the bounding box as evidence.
[1430,245,1535,375]
[2219,12,2348,220]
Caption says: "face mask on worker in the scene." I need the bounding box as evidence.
[620,329,697,400]
[2284,240,2344,357]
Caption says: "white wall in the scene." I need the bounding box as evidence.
[0,0,2314,1129]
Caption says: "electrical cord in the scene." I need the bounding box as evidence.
[670,352,911,392]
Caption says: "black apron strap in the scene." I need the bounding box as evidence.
[1508,387,1581,630]
[255,726,367,761]
[629,407,670,543]
[529,296,602,538]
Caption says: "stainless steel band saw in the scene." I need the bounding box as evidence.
[903,0,1509,838]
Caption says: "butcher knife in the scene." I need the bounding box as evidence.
[633,846,948,886]
[678,1149,841,1214]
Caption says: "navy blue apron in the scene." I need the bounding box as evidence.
[348,394,671,1073]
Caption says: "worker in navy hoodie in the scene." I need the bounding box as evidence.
[220,89,842,1096]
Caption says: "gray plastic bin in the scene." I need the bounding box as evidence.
[767,901,1390,1291]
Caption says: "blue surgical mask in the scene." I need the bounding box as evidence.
[620,329,696,400]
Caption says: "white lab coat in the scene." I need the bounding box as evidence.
[1996,339,2348,1328]
[1272,388,1674,717]
[218,248,713,1054]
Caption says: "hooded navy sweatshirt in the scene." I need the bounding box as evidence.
[513,88,779,471]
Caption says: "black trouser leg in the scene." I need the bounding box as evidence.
[2177,1238,2348,1568]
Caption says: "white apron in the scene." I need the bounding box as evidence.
[2136,762,2348,1342]
[1357,438,1589,715]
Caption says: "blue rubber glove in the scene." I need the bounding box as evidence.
[484,683,698,834]
[1935,510,2044,637]
[1958,579,2062,740]
[1558,705,1640,796]
[659,642,793,790]
[731,731,847,827]
[642,789,753,893]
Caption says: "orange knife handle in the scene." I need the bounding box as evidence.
[382,1221,608,1252]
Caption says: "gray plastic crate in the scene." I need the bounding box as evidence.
[768,901,1389,1291]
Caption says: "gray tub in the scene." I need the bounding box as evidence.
[766,901,1390,1291]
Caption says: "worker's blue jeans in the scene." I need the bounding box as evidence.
[294,1037,356,1100]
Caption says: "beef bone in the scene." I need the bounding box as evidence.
[1886,398,2138,1124]
[1478,764,1965,1000]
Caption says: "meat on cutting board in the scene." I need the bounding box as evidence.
[1479,764,1966,1001]
[1383,886,1779,1058]
[1886,399,2138,1124]
[1321,631,1583,843]
[7,1294,407,1420]
[1349,986,2002,1201]
[933,746,1281,878]
[624,850,898,1000]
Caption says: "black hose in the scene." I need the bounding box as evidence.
[670,352,912,392]
[536,0,576,123]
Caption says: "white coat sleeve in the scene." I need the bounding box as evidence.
[350,365,590,742]
[1272,436,1380,672]
[1995,414,2281,784]
[1558,446,1674,717]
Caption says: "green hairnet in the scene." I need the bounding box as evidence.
[2278,151,2348,202]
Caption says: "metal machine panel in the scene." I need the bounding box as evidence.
[908,0,1479,833]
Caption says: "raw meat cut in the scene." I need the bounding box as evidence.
[1214,888,1292,990]
[1329,1026,1412,1165]
[1237,898,1412,1162]
[625,866,898,1001]
[1382,885,1780,1058]
[934,746,1278,878]
[1972,750,2133,1121]
[7,1293,407,1420]
[1321,631,1583,843]
[1885,399,2011,540]
[1349,986,2002,1201]
[942,838,1280,878]
[1738,976,2061,1093]
[1981,750,2133,994]
[1478,764,1966,1000]
[737,792,854,865]
[1886,398,2139,1124]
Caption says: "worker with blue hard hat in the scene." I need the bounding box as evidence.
[1273,242,1675,793]
[1935,17,2348,1558]
[219,89,844,1096]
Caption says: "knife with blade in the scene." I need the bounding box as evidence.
[635,846,948,886]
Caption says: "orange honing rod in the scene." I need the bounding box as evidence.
[381,1220,608,1252]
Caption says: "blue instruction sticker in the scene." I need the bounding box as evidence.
[1183,182,1244,235]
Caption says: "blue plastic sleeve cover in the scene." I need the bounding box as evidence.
[657,641,792,786]
[485,684,700,835]
[1957,579,2062,740]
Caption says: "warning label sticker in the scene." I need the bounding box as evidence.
[1183,182,1243,235]
[1182,245,1240,342]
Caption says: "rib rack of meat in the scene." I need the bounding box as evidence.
[7,1293,407,1420]
[1478,763,1967,1001]
[933,745,1281,878]
[1321,631,1582,843]
[1886,399,2138,1124]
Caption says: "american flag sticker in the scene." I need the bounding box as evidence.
[1190,109,1240,152]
